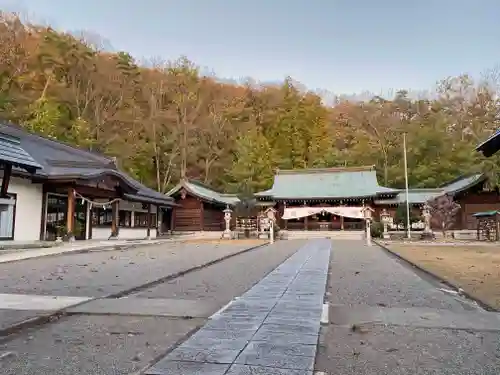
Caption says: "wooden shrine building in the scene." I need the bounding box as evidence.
[0,123,176,242]
[254,166,500,231]
[167,179,240,232]
[255,166,399,230]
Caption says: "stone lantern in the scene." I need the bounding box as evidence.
[420,203,435,240]
[222,205,233,239]
[362,206,374,246]
[265,207,278,243]
[380,209,391,239]
[422,203,432,233]
[265,207,277,222]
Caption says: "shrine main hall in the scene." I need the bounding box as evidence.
[254,166,493,232]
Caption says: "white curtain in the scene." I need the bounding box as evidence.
[282,206,365,220]
[0,198,15,238]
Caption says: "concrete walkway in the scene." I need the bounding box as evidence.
[0,238,177,264]
[145,239,331,375]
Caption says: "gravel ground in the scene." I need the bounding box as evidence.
[316,324,500,375]
[0,242,256,297]
[327,240,471,310]
[0,315,204,375]
[134,239,306,304]
[0,310,48,332]
[317,240,500,374]
[0,240,307,375]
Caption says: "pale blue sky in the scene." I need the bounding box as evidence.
[2,0,500,97]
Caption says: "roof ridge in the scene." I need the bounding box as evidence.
[185,179,227,195]
[276,166,376,175]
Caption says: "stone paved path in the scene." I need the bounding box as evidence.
[145,239,331,375]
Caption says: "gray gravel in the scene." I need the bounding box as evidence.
[0,240,307,375]
[327,240,471,310]
[134,240,306,305]
[0,242,256,297]
[0,315,203,375]
[317,240,500,374]
[316,324,500,374]
[0,310,48,332]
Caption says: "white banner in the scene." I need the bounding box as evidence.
[282,206,365,220]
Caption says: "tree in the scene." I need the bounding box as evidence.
[226,127,275,193]
[394,202,419,230]
[427,195,461,236]
[2,12,500,196]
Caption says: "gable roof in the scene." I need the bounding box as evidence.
[255,166,399,200]
[0,131,42,173]
[476,129,500,157]
[167,179,240,206]
[0,123,174,207]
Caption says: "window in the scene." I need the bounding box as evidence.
[92,207,113,227]
[133,212,156,228]
[0,194,16,240]
[134,212,148,227]
[45,194,67,240]
[119,210,132,227]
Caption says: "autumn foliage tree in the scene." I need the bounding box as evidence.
[0,13,499,194]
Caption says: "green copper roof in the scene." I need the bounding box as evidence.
[255,167,398,200]
[167,179,240,206]
[375,189,445,205]
[441,173,485,195]
[375,174,486,205]
[472,210,499,217]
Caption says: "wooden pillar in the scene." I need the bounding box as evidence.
[66,187,75,238]
[39,190,48,240]
[111,200,119,238]
[303,201,308,230]
[0,164,12,198]
[146,203,152,238]
[284,202,288,230]
[171,207,176,232]
[200,200,204,231]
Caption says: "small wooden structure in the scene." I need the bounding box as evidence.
[234,217,258,239]
[473,210,500,241]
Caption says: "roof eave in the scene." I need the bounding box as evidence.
[476,131,500,157]
[123,193,178,207]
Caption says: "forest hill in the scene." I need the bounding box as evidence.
[1,13,500,197]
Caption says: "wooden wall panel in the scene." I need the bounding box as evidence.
[173,196,202,231]
[203,203,224,231]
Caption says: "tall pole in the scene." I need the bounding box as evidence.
[403,132,411,239]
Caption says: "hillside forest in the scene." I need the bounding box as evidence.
[1,13,500,194]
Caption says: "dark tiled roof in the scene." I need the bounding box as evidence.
[0,132,42,172]
[0,123,174,206]
[476,129,500,157]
